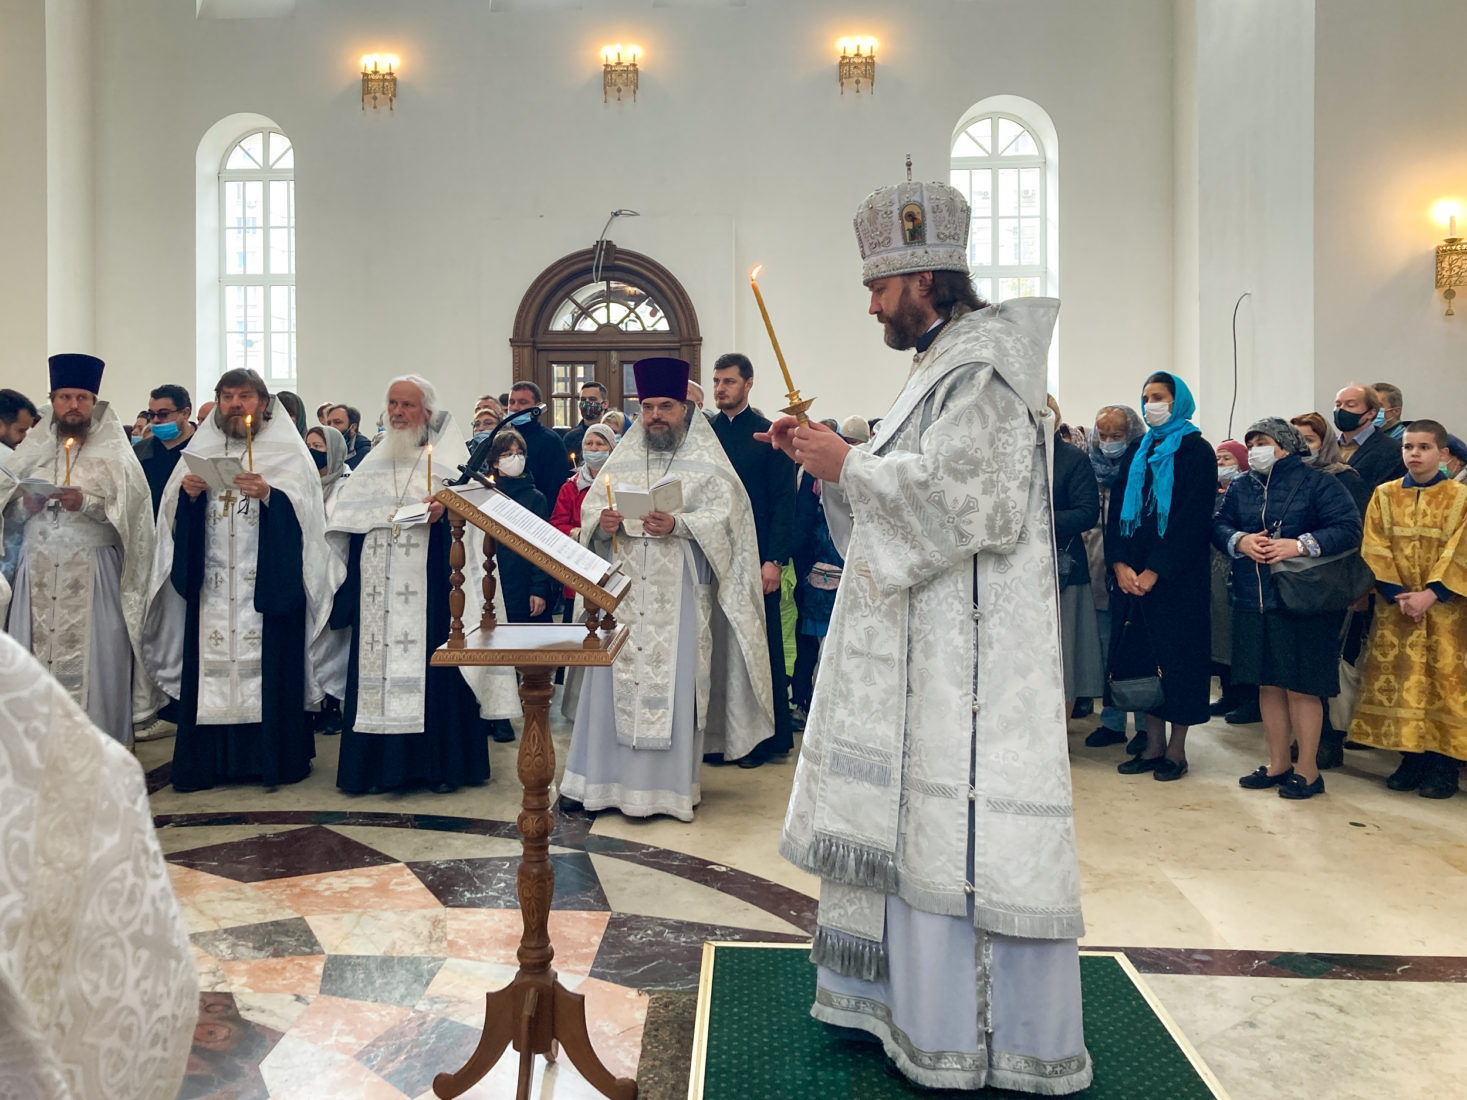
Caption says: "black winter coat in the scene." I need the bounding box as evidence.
[1052,433,1100,587]
[1212,455,1363,613]
[1347,428,1407,490]
[494,475,558,621]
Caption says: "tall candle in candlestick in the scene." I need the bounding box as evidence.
[605,473,617,555]
[426,442,433,493]
[749,265,815,424]
[64,438,74,486]
[245,414,254,471]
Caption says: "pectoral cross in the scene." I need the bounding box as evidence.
[219,489,237,513]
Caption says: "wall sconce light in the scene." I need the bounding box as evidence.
[602,44,640,103]
[1435,201,1466,316]
[838,38,877,94]
[361,54,398,110]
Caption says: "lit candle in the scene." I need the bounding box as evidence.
[426,442,433,493]
[64,437,74,486]
[245,414,253,471]
[605,473,617,555]
[750,265,803,396]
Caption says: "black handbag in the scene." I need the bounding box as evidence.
[1264,471,1374,613]
[1107,604,1165,712]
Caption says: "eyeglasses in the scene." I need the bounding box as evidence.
[146,409,181,420]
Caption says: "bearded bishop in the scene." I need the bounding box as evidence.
[144,369,340,791]
[561,356,774,821]
[326,375,519,795]
[772,182,1091,1093]
[3,354,157,746]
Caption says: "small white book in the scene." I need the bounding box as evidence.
[613,475,683,521]
[1,467,64,498]
[182,452,248,493]
[391,500,432,527]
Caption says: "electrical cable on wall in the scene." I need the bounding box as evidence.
[1228,291,1251,440]
[591,209,640,284]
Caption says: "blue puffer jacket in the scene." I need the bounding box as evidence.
[1212,455,1363,613]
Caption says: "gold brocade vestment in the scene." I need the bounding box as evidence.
[1351,478,1467,757]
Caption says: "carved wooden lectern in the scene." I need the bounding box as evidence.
[428,484,636,1100]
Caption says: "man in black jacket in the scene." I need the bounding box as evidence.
[505,381,574,507]
[327,404,374,468]
[1333,384,1406,489]
[561,380,610,464]
[133,384,196,518]
[711,353,797,767]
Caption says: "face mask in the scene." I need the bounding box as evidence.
[311,448,328,469]
[1334,408,1364,432]
[151,420,181,441]
[1441,464,1452,478]
[471,430,493,446]
[1217,466,1241,485]
[583,449,609,472]
[1143,402,1171,427]
[1098,440,1127,458]
[498,453,527,478]
[507,409,535,428]
[579,399,606,421]
[1248,446,1278,475]
[1304,447,1321,466]
[1373,408,1387,429]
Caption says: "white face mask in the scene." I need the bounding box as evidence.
[582,449,609,472]
[498,453,527,478]
[1217,466,1241,485]
[1143,402,1172,427]
[1098,439,1128,458]
[1248,445,1278,475]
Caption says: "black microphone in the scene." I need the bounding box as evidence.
[451,404,546,487]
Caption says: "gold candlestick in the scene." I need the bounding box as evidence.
[605,473,617,555]
[245,414,254,471]
[749,264,815,424]
[64,438,74,486]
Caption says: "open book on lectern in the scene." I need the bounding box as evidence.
[434,482,630,613]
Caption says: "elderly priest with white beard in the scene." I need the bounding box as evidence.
[4,354,156,746]
[560,356,774,821]
[145,368,340,792]
[326,374,520,795]
[767,181,1091,1093]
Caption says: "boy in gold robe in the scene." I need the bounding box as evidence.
[1350,419,1467,798]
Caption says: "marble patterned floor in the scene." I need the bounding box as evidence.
[138,696,1467,1100]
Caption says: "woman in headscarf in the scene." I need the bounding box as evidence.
[1289,412,1370,516]
[306,424,350,510]
[1081,405,1147,747]
[1209,440,1255,723]
[1047,395,1103,726]
[276,390,309,437]
[306,424,351,734]
[1104,372,1216,781]
[1213,418,1362,799]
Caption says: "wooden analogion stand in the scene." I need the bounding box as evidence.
[428,484,636,1100]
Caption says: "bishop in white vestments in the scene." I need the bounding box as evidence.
[0,630,197,1100]
[325,375,519,794]
[561,356,774,821]
[144,369,341,791]
[773,182,1091,1093]
[4,354,157,746]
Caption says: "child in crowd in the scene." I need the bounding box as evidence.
[1349,419,1467,798]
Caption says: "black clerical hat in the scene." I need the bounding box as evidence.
[48,353,105,395]
[633,357,690,402]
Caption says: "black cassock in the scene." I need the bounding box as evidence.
[170,491,312,791]
[333,520,491,794]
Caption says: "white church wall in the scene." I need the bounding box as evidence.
[46,0,97,355]
[0,0,49,375]
[79,0,1175,433]
[1195,0,1315,445]
[1314,0,1467,430]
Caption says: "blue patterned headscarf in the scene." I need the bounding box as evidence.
[1119,373,1202,537]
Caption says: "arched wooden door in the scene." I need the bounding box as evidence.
[510,244,702,428]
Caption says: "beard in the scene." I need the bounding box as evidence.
[54,412,91,442]
[878,284,932,350]
[381,424,429,460]
[220,413,254,440]
[645,417,689,453]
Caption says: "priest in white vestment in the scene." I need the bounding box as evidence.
[561,356,774,821]
[3,355,157,746]
[144,368,341,791]
[325,375,519,794]
[772,181,1091,1093]
[0,630,197,1099]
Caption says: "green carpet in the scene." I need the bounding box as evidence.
[691,944,1223,1100]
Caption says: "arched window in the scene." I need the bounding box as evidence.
[219,128,295,389]
[950,111,1049,304]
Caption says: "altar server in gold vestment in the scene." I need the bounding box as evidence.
[1350,419,1467,799]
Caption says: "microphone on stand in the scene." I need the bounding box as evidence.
[451,404,547,487]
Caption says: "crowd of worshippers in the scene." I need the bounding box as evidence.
[1053,377,1467,801]
[0,353,873,811]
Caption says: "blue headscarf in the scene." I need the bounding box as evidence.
[1119,373,1201,537]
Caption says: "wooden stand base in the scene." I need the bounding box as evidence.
[431,667,637,1100]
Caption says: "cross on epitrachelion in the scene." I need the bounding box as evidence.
[850,626,897,686]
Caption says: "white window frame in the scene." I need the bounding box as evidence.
[219,128,295,390]
[950,111,1047,302]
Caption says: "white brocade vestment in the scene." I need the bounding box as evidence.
[0,632,197,1100]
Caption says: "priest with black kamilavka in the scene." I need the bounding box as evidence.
[4,354,157,746]
[768,180,1091,1093]
[326,375,519,795]
[144,368,340,791]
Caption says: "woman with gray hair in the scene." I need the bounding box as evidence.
[1213,417,1363,799]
